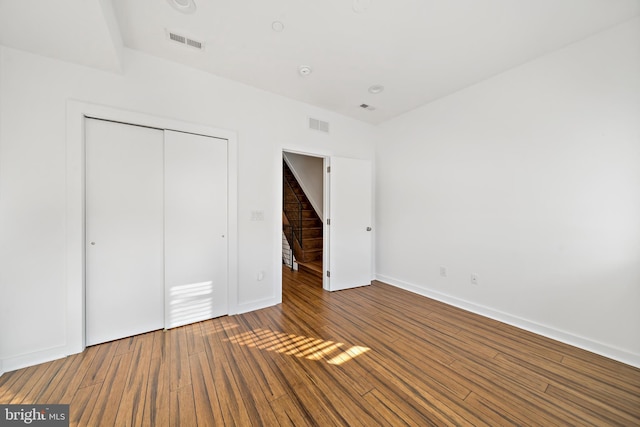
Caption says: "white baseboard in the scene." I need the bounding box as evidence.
[1,345,73,374]
[234,297,281,315]
[375,274,640,369]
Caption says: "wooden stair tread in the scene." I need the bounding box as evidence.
[301,248,322,254]
[297,260,323,279]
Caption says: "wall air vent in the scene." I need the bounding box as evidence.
[309,117,330,133]
[166,30,204,51]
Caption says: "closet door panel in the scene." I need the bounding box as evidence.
[164,130,228,328]
[85,118,165,346]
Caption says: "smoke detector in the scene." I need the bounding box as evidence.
[167,0,196,13]
[368,85,384,94]
[298,65,312,77]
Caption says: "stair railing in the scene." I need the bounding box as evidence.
[283,173,303,270]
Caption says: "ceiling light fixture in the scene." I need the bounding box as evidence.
[167,0,196,14]
[368,85,384,94]
[298,65,312,77]
[272,21,285,32]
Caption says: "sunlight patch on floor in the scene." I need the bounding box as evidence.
[226,328,370,365]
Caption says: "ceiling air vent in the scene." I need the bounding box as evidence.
[186,38,203,49]
[166,30,204,51]
[309,118,330,133]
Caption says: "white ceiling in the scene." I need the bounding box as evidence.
[0,0,123,72]
[1,0,639,124]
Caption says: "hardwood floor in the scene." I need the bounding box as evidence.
[1,267,639,426]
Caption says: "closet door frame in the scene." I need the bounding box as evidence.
[65,100,238,355]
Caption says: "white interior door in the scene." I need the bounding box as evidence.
[328,157,373,291]
[164,130,228,328]
[85,118,165,346]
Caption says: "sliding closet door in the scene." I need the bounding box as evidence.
[85,119,165,346]
[164,130,228,328]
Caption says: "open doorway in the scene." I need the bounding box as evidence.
[281,150,374,293]
[282,151,326,286]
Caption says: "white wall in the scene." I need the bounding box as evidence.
[283,151,324,217]
[0,46,375,371]
[376,18,640,367]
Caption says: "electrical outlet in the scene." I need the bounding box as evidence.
[440,266,447,277]
[471,273,479,285]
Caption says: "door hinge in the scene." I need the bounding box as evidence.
[327,166,331,173]
[326,271,330,277]
[327,218,330,225]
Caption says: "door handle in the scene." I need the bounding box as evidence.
[366,227,372,231]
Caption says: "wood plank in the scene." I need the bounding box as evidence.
[151,329,170,363]
[561,354,640,394]
[185,323,205,355]
[15,358,65,404]
[362,387,433,426]
[201,319,254,426]
[189,352,224,426]
[0,370,26,402]
[0,369,21,390]
[463,392,535,427]
[365,356,490,426]
[169,386,197,427]
[85,352,133,427]
[269,394,316,427]
[449,358,584,426]
[79,340,118,387]
[545,382,639,426]
[215,320,283,426]
[226,317,290,401]
[47,345,101,404]
[114,332,154,426]
[115,334,140,355]
[169,325,191,391]
[69,383,102,427]
[7,363,53,404]
[496,352,640,415]
[141,356,169,427]
[37,351,96,403]
[276,351,380,426]
[365,339,472,401]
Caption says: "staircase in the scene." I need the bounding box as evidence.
[283,161,323,277]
